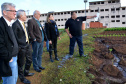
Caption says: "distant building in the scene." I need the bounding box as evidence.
[26,0,126,28]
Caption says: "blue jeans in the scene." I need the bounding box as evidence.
[46,40,49,51]
[32,41,44,70]
[69,36,84,55]
[2,56,18,84]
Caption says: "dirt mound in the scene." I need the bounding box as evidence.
[92,78,106,84]
[113,46,126,55]
[103,65,123,78]
[101,52,114,59]
[88,67,103,77]
[89,55,104,68]
[119,59,126,67]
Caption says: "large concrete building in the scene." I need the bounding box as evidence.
[26,0,126,28]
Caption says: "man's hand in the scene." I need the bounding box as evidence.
[69,34,73,38]
[59,37,61,40]
[49,41,52,44]
[9,58,13,62]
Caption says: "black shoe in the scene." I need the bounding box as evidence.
[24,73,34,76]
[55,57,59,61]
[50,59,54,62]
[39,66,45,70]
[34,69,41,72]
[21,78,31,84]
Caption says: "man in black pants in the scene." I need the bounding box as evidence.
[65,12,96,58]
[12,10,34,84]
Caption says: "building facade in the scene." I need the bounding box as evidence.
[26,0,126,28]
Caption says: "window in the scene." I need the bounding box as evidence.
[82,11,84,13]
[111,16,115,18]
[68,12,70,14]
[61,19,63,21]
[42,14,44,16]
[111,20,115,22]
[61,13,63,15]
[78,11,81,13]
[101,16,104,18]
[91,10,94,12]
[101,9,104,12]
[116,15,120,18]
[94,3,96,5]
[105,9,109,11]
[58,25,60,26]
[61,25,64,26]
[105,16,109,18]
[58,13,60,15]
[122,15,125,17]
[90,3,93,5]
[64,18,67,21]
[98,2,100,4]
[64,12,66,14]
[101,2,104,4]
[111,8,115,11]
[95,10,98,12]
[122,8,125,10]
[86,10,88,13]
[55,19,57,21]
[116,20,120,22]
[108,1,111,3]
[116,8,120,11]
[58,19,60,21]
[122,22,125,24]
[112,1,115,3]
[54,13,57,15]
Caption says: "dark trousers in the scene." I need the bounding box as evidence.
[49,38,57,56]
[69,36,84,55]
[18,43,32,81]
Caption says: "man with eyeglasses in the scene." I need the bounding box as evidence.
[0,2,18,84]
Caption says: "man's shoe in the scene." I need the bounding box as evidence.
[80,54,87,57]
[21,78,31,84]
[55,57,59,61]
[39,66,45,70]
[50,59,54,62]
[24,73,35,76]
[69,55,73,59]
[34,69,41,72]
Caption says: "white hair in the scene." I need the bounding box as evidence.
[33,10,40,15]
[16,10,25,18]
[1,2,15,15]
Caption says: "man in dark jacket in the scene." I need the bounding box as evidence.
[28,10,46,72]
[12,10,34,84]
[0,2,18,84]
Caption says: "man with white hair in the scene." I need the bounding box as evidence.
[0,2,18,84]
[28,10,46,72]
[12,10,34,84]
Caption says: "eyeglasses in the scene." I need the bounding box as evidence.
[6,10,17,12]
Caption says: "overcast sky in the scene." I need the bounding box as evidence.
[0,0,126,16]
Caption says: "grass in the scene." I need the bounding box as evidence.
[1,28,105,84]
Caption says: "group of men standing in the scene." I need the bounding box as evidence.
[0,2,46,84]
[0,2,96,84]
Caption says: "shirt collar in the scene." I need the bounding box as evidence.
[33,17,39,21]
[3,17,13,26]
[18,19,23,24]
